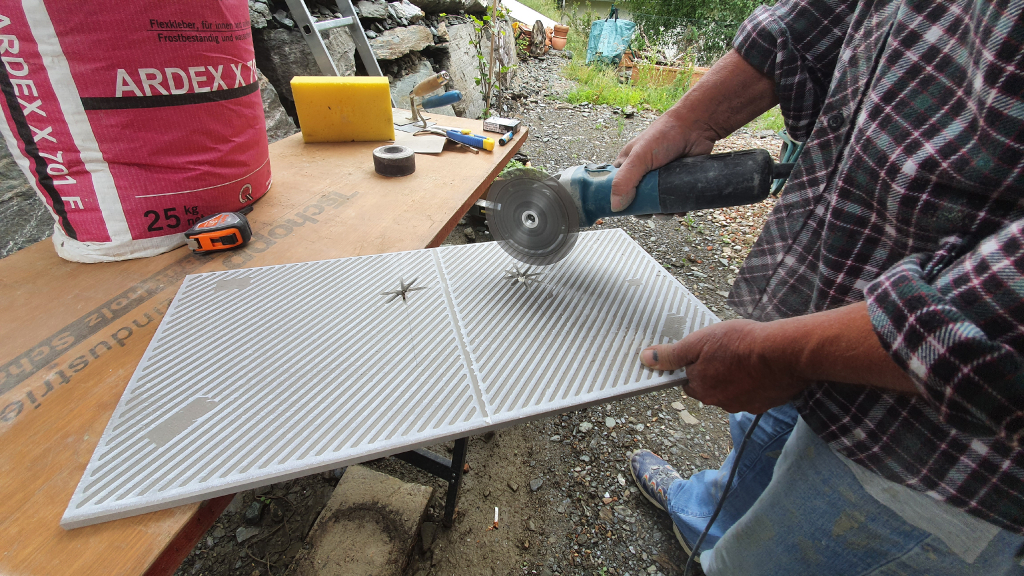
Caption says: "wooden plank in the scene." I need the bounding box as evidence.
[0,112,525,576]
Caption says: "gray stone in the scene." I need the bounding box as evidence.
[421,521,437,550]
[272,9,294,28]
[244,500,264,525]
[369,25,433,60]
[408,0,486,14]
[440,23,486,119]
[436,21,449,41]
[507,480,519,492]
[605,416,616,428]
[388,0,424,23]
[529,478,543,492]
[578,422,593,433]
[212,526,226,539]
[253,25,355,116]
[224,492,246,515]
[235,526,261,543]
[671,401,684,411]
[249,0,271,28]
[0,140,51,259]
[680,410,700,425]
[357,0,389,19]
[258,69,298,143]
[391,60,456,116]
[288,466,432,576]
[365,28,379,38]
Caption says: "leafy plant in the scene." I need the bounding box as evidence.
[466,3,518,118]
[621,0,774,65]
[499,159,525,177]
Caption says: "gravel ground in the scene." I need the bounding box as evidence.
[168,54,785,576]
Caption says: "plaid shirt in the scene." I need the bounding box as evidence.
[729,0,1024,533]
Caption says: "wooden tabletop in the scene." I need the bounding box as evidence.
[0,112,526,576]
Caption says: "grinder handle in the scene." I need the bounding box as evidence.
[651,149,775,214]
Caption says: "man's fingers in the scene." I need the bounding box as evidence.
[640,336,700,371]
[613,139,635,168]
[610,158,646,212]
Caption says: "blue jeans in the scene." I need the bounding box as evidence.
[702,417,1024,575]
[666,402,799,553]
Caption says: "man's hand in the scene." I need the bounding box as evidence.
[609,50,780,212]
[641,319,808,413]
[611,117,716,212]
[639,302,920,414]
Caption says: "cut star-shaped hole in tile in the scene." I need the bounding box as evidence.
[380,278,427,303]
[503,265,543,288]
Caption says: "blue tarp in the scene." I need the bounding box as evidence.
[586,10,636,64]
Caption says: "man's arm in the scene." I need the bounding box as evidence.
[610,50,778,212]
[638,302,917,415]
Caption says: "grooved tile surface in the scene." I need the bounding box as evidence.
[62,229,717,529]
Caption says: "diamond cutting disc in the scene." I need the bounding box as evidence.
[485,168,579,266]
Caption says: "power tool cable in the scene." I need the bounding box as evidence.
[683,411,764,576]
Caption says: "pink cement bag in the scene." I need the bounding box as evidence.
[0,0,270,262]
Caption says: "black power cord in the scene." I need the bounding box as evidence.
[683,412,764,576]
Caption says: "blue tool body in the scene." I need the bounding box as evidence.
[420,90,462,109]
[559,164,660,226]
[556,150,778,227]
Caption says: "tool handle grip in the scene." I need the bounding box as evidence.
[446,129,494,151]
[651,149,774,213]
[421,90,462,109]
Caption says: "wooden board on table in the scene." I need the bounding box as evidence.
[0,112,526,576]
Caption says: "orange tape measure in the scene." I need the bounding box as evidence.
[183,209,253,253]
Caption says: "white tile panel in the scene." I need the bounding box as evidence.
[62,229,717,528]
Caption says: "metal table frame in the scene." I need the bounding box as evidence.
[393,438,469,527]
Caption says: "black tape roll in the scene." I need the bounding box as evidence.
[373,145,416,177]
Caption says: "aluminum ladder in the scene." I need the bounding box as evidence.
[283,0,395,105]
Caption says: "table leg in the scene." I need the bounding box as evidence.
[443,437,469,527]
[393,437,469,527]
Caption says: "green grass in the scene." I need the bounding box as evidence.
[746,106,785,133]
[510,0,693,113]
[512,0,561,21]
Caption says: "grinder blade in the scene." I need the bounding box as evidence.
[485,168,579,266]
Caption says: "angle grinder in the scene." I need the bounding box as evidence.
[485,149,794,265]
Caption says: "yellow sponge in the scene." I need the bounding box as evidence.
[291,76,395,142]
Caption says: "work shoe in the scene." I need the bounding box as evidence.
[628,449,700,561]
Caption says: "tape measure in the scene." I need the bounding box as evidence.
[184,209,253,253]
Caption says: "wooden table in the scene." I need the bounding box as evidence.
[0,113,526,576]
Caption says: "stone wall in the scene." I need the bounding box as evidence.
[251,0,514,128]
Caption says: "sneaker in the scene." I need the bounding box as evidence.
[628,449,700,561]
